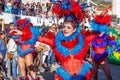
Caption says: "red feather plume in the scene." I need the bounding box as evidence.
[52,0,84,23]
[94,15,111,24]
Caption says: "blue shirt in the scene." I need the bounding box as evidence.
[0,39,7,58]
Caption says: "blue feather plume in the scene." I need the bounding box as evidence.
[90,20,108,32]
[17,45,34,57]
[56,62,92,80]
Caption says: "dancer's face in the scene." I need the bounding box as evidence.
[62,22,76,37]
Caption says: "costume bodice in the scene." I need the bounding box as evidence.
[92,33,108,54]
[53,34,89,75]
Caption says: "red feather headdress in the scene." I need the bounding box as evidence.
[51,0,84,23]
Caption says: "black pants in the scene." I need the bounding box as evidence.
[92,59,112,80]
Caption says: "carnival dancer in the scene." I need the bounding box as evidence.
[9,19,41,80]
[39,0,93,80]
[90,5,113,80]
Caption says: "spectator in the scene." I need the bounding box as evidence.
[24,3,30,15]
[47,11,56,27]
[0,31,7,59]
[36,2,42,16]
[12,2,20,14]
[34,41,45,73]
[46,3,51,12]
[6,36,19,80]
[41,42,50,69]
[0,0,5,13]
[41,3,47,13]
[6,23,20,80]
[5,0,12,13]
[21,4,27,15]
[29,5,36,16]
[0,31,7,79]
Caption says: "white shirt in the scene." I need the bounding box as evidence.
[7,38,17,57]
[58,18,64,25]
[34,41,50,55]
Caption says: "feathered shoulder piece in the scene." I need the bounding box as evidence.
[50,0,84,23]
[94,5,112,24]
[17,19,33,28]
[94,15,111,24]
[90,5,112,32]
[17,19,28,24]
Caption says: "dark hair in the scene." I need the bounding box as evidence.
[0,31,5,40]
[0,31,5,35]
[9,22,14,25]
[64,20,77,29]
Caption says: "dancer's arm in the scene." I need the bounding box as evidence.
[38,35,55,47]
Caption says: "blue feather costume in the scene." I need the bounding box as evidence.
[10,19,41,57]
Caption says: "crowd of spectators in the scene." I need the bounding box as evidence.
[0,0,52,17]
[0,0,64,28]
[0,22,60,80]
[0,1,63,79]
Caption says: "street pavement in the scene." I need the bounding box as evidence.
[40,63,120,80]
[98,63,120,80]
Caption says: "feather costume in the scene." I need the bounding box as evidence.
[10,19,41,57]
[39,0,93,80]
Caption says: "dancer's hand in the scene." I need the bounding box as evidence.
[100,5,112,17]
[10,29,23,35]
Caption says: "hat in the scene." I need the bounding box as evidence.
[81,2,92,11]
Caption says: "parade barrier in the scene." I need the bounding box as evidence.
[0,13,45,26]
